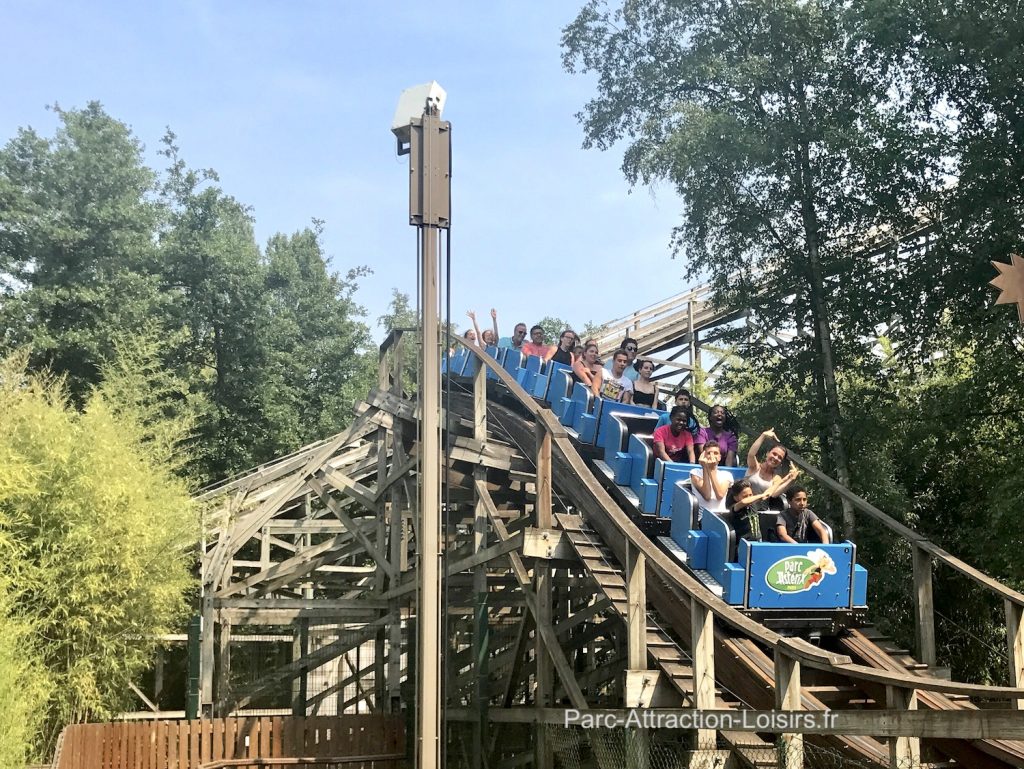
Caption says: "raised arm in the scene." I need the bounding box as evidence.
[746,428,777,473]
[769,467,801,498]
[467,310,482,345]
[490,308,499,343]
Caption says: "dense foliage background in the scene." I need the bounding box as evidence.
[0,104,382,761]
[564,0,1024,681]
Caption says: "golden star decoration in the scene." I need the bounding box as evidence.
[990,254,1024,325]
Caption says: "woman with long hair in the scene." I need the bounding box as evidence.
[572,341,604,397]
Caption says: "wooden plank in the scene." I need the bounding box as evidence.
[189,719,200,768]
[774,651,803,769]
[1007,599,1024,710]
[270,717,283,758]
[259,717,271,759]
[913,546,937,668]
[691,598,716,751]
[177,720,189,769]
[886,686,920,768]
[213,718,225,761]
[626,543,647,671]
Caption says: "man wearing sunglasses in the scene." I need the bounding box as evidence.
[499,321,528,350]
[604,336,640,382]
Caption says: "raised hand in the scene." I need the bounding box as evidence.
[490,308,497,320]
[763,428,778,440]
[467,310,476,320]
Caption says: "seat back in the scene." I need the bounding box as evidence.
[561,381,592,427]
[487,346,508,380]
[548,366,575,416]
[627,433,655,495]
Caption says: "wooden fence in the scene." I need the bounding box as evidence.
[54,715,405,769]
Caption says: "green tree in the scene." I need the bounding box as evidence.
[262,225,376,447]
[0,351,197,756]
[0,103,164,402]
[0,585,48,768]
[563,0,941,530]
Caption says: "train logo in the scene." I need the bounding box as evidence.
[765,549,838,594]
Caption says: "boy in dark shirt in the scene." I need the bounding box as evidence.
[775,486,831,544]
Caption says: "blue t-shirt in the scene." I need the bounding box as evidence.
[498,337,521,349]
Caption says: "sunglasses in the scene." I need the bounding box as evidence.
[625,345,637,352]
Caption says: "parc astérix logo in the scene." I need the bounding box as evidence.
[765,549,838,594]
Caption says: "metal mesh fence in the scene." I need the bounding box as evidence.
[446,721,923,769]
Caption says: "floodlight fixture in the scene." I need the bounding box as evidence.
[391,81,447,155]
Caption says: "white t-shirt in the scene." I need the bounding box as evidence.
[600,370,634,402]
[605,359,640,381]
[689,468,733,513]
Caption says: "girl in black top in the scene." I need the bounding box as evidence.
[632,359,659,407]
[548,329,576,367]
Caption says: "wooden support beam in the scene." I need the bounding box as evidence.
[480,482,587,710]
[886,686,920,768]
[216,616,232,715]
[690,598,716,751]
[625,542,646,671]
[913,546,937,668]
[309,476,397,578]
[534,423,554,769]
[774,649,803,769]
[1007,599,1024,711]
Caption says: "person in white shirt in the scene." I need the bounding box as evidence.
[689,439,733,514]
[600,349,634,403]
[604,336,640,381]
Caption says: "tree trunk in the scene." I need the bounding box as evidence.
[795,138,856,538]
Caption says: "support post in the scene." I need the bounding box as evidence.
[1006,600,1024,710]
[774,649,803,769]
[405,99,450,769]
[886,686,919,768]
[472,358,489,768]
[625,542,649,769]
[200,595,215,714]
[912,546,936,668]
[690,599,716,751]
[216,615,231,715]
[534,423,553,769]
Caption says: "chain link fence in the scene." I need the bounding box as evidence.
[446,721,923,769]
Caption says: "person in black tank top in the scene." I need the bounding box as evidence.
[632,359,659,407]
[548,329,576,366]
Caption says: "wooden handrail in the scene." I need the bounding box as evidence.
[458,345,1024,698]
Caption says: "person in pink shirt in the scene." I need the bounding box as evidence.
[653,406,695,463]
[521,325,554,358]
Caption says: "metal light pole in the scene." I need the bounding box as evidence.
[392,82,450,769]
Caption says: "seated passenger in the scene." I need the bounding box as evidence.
[775,486,831,544]
[695,404,739,466]
[631,359,659,408]
[467,309,499,347]
[546,329,577,366]
[653,406,695,464]
[573,342,604,396]
[600,349,634,404]
[656,388,701,440]
[726,479,772,541]
[521,325,554,358]
[689,440,733,513]
[744,428,801,511]
[498,319,528,350]
[604,336,640,381]
[462,328,478,346]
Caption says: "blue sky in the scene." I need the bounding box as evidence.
[2,0,693,340]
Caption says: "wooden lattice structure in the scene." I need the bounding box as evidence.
[195,332,1024,769]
